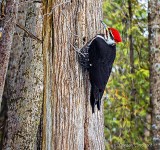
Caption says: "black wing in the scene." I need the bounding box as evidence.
[88,36,116,113]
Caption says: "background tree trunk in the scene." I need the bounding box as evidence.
[2,1,43,149]
[0,0,18,111]
[149,0,160,149]
[128,1,136,141]
[42,0,104,150]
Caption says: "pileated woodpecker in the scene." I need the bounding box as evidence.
[79,21,122,113]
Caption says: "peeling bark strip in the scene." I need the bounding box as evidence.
[0,0,18,111]
[42,0,53,149]
[42,0,104,150]
[149,0,160,149]
[2,2,43,149]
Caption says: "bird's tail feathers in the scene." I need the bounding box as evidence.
[96,92,102,110]
[90,88,96,113]
[96,98,101,111]
[90,86,103,113]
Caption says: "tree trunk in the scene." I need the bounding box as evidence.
[149,0,160,149]
[0,0,18,111]
[128,0,136,142]
[2,0,105,149]
[42,0,104,150]
[2,2,43,149]
[128,0,134,74]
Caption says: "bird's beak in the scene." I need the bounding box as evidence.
[100,20,110,40]
[100,20,107,30]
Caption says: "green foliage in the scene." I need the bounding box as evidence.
[103,0,150,149]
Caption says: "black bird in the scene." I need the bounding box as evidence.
[88,25,122,113]
[78,22,122,113]
[89,35,115,112]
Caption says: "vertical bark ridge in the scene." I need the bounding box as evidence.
[0,0,18,110]
[149,0,160,149]
[42,0,53,149]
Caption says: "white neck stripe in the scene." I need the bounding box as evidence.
[88,35,115,46]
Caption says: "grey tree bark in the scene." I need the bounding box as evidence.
[2,1,43,149]
[0,0,18,111]
[149,0,160,149]
[42,0,105,150]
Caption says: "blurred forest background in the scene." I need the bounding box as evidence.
[103,0,150,149]
[0,0,159,150]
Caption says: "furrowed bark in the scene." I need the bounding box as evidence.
[2,2,43,149]
[42,0,104,149]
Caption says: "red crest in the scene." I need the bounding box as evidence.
[109,28,122,43]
